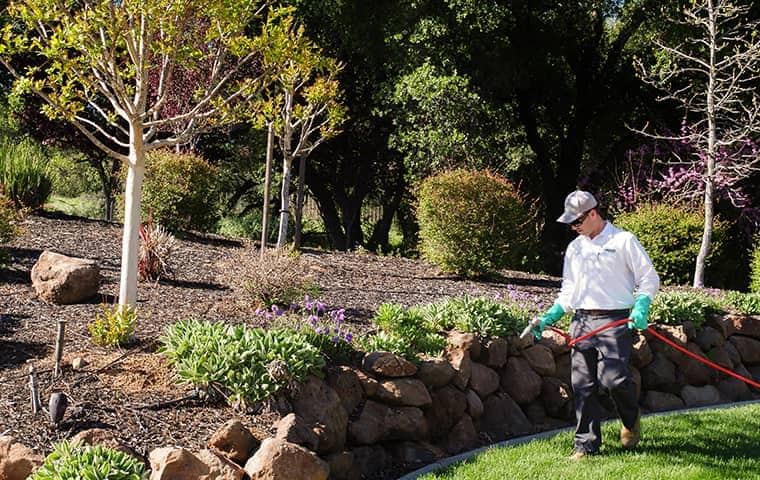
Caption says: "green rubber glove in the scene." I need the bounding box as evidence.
[628,295,652,330]
[532,303,565,340]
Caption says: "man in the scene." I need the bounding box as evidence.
[532,190,659,460]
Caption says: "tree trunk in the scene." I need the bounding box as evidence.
[276,155,293,248]
[118,123,145,308]
[261,123,274,256]
[293,155,307,249]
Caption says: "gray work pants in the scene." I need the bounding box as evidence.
[570,310,639,454]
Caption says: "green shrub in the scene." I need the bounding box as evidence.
[89,304,138,347]
[649,290,723,329]
[416,169,538,277]
[722,291,760,315]
[750,239,760,294]
[358,303,447,360]
[0,194,20,265]
[422,295,532,338]
[614,204,730,286]
[0,138,53,210]
[136,149,220,233]
[159,319,325,406]
[48,150,101,197]
[30,441,146,480]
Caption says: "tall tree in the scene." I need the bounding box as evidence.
[636,0,760,287]
[0,0,279,307]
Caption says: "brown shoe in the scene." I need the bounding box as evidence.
[620,415,641,449]
[568,449,586,460]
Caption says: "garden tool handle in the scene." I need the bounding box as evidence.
[519,317,542,340]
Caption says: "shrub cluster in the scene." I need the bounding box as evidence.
[159,319,325,406]
[137,149,220,234]
[722,291,760,315]
[649,290,722,329]
[138,217,176,282]
[240,247,319,308]
[358,303,447,360]
[416,169,538,278]
[424,295,532,338]
[750,239,760,294]
[614,204,730,286]
[0,194,20,265]
[88,304,138,347]
[30,441,146,480]
[0,138,53,210]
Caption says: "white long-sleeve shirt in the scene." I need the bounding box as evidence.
[556,221,660,311]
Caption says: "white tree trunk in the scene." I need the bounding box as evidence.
[276,155,293,248]
[293,155,307,249]
[261,123,274,257]
[118,123,145,308]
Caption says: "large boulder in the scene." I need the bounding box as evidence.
[374,378,432,407]
[208,420,259,465]
[362,352,417,377]
[349,401,428,444]
[0,436,43,480]
[274,414,320,452]
[521,344,556,376]
[244,438,329,480]
[326,367,365,415]
[415,357,455,388]
[481,337,509,367]
[727,315,760,340]
[728,335,760,365]
[680,385,722,407]
[465,389,484,419]
[468,362,500,398]
[149,447,244,480]
[424,385,468,439]
[31,250,100,304]
[641,391,684,412]
[501,356,542,405]
[71,428,143,462]
[632,334,653,368]
[290,376,348,454]
[695,326,725,352]
[477,393,533,442]
[439,415,478,455]
[641,353,677,392]
[540,377,573,420]
[445,333,475,390]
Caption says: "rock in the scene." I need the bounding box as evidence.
[149,447,244,480]
[445,338,473,390]
[71,357,87,370]
[275,414,319,452]
[539,330,570,355]
[349,401,427,444]
[521,344,556,376]
[481,338,509,367]
[290,376,348,454]
[641,353,677,392]
[208,420,259,465]
[716,378,751,402]
[676,343,716,386]
[468,363,500,398]
[706,346,733,370]
[641,390,684,412]
[353,369,379,397]
[0,436,44,480]
[650,324,689,364]
[540,377,572,420]
[388,441,444,468]
[679,385,722,407]
[465,389,484,419]
[695,326,725,352]
[728,335,760,365]
[552,353,572,386]
[385,405,428,442]
[374,378,432,407]
[632,334,653,368]
[351,446,387,479]
[362,352,417,377]
[325,451,359,480]
[71,428,141,459]
[31,250,100,304]
[724,340,743,367]
[326,367,365,415]
[48,392,68,424]
[447,331,480,357]
[727,315,760,340]
[524,402,546,425]
[348,401,387,445]
[440,415,478,455]
[244,438,329,480]
[477,393,533,442]
[707,314,738,338]
[500,356,542,405]
[424,385,467,439]
[415,357,455,388]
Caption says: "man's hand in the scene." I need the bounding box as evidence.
[628,295,652,330]
[532,303,565,340]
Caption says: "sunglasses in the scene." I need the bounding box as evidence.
[570,210,591,227]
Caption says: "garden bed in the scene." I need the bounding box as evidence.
[0,212,558,478]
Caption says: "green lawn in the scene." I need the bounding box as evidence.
[418,403,760,480]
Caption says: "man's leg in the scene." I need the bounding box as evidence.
[597,321,639,436]
[570,321,603,454]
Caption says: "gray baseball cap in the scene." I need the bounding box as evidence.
[557,190,598,223]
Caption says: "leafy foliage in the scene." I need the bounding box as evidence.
[357,303,446,360]
[722,291,760,315]
[30,441,146,480]
[138,216,176,282]
[0,138,52,210]
[423,295,532,338]
[159,319,325,406]
[137,150,220,234]
[649,290,723,329]
[0,193,21,265]
[615,204,731,286]
[751,239,760,294]
[416,169,538,277]
[89,304,137,347]
[241,247,319,308]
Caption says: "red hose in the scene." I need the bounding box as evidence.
[549,319,760,390]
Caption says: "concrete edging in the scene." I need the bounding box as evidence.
[397,398,760,480]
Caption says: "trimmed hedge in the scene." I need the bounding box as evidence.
[416,169,538,278]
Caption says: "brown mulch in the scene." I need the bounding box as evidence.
[0,211,560,474]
